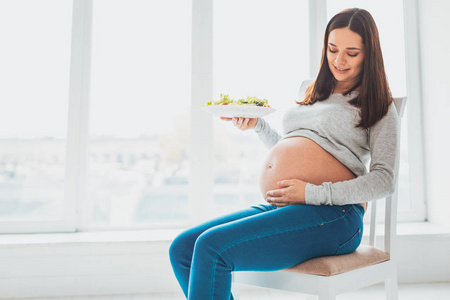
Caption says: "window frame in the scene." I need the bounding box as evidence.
[65,0,93,231]
[399,0,427,221]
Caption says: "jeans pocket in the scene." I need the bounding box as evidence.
[335,228,362,255]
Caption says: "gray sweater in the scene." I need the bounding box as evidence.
[254,80,400,206]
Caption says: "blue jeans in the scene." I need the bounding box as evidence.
[169,203,364,300]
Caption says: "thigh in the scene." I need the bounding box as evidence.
[196,204,364,272]
[170,204,276,254]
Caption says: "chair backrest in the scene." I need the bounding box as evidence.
[368,96,407,260]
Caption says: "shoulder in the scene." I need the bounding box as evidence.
[369,102,400,136]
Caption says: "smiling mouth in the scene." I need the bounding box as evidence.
[334,65,349,71]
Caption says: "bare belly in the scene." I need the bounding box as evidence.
[260,137,367,210]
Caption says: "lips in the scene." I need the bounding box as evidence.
[333,65,349,73]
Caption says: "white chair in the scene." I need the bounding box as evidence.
[232,97,407,300]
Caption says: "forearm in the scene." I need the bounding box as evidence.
[254,118,282,149]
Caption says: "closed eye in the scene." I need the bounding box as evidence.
[329,47,359,57]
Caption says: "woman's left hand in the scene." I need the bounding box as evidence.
[266,179,307,208]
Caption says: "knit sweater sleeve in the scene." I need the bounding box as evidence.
[253,117,282,149]
[305,103,401,205]
[253,79,313,149]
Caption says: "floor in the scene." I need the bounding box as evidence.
[5,283,450,300]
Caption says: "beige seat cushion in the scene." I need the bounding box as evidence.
[285,245,390,276]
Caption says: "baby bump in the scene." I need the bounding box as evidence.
[259,137,356,197]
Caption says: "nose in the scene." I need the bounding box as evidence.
[335,53,346,66]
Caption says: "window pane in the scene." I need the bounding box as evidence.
[0,1,72,222]
[86,0,191,228]
[327,1,412,216]
[212,0,310,216]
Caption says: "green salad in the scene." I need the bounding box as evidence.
[204,94,270,107]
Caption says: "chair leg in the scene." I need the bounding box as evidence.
[385,274,398,300]
[231,273,240,300]
[231,287,240,300]
[317,291,336,300]
[317,295,336,300]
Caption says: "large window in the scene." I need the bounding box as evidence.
[0,0,73,233]
[84,0,191,229]
[0,0,425,234]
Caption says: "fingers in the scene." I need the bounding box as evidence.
[266,179,307,207]
[266,189,285,206]
[266,196,288,208]
[277,179,296,188]
[222,117,257,130]
[266,189,284,198]
[231,117,251,130]
[232,117,243,127]
[265,184,296,206]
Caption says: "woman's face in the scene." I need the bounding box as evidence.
[327,27,365,89]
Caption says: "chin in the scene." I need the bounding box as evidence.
[333,74,355,83]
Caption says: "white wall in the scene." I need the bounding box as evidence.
[0,231,449,298]
[419,0,450,227]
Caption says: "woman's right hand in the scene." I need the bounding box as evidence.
[220,117,258,131]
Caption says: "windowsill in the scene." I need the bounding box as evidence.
[0,228,184,246]
[0,222,449,247]
[396,221,450,236]
[364,221,450,237]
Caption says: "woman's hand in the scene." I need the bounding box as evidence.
[220,117,258,131]
[266,179,307,208]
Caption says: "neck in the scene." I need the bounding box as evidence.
[333,79,359,94]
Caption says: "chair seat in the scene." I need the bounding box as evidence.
[285,245,390,277]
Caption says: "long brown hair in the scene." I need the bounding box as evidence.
[298,8,392,129]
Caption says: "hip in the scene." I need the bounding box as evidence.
[251,203,365,256]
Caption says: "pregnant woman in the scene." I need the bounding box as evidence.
[169,8,399,300]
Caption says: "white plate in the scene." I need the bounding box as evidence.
[202,105,276,118]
